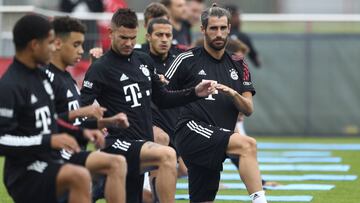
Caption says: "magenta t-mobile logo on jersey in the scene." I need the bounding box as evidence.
[35,106,51,134]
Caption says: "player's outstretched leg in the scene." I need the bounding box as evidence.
[85,151,127,203]
[56,164,92,203]
[226,133,268,203]
[140,141,177,203]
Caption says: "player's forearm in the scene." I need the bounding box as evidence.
[97,118,110,129]
[67,109,83,121]
[56,118,87,146]
[153,86,199,109]
[152,76,200,108]
[232,92,254,116]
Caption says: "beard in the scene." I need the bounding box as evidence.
[205,33,228,51]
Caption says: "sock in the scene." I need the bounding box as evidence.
[235,121,246,135]
[250,190,267,203]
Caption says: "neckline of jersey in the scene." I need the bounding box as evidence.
[202,47,226,63]
[109,48,132,61]
[13,57,38,72]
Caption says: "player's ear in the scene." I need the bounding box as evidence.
[29,39,40,52]
[145,33,150,42]
[200,25,205,34]
[54,38,62,50]
[108,26,113,39]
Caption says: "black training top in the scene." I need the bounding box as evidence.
[135,43,182,71]
[81,49,200,141]
[165,47,256,131]
[43,63,98,130]
[136,43,183,136]
[0,58,59,188]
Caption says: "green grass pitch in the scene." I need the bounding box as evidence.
[1,136,360,203]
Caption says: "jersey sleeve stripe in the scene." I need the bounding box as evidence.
[164,52,191,79]
[0,134,42,146]
[165,51,193,79]
[166,53,193,79]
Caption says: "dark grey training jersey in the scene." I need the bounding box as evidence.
[136,43,183,136]
[0,59,59,188]
[81,49,200,142]
[0,59,86,188]
[166,47,256,131]
[43,63,98,130]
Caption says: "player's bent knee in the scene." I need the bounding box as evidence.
[242,136,257,154]
[60,164,91,185]
[228,133,257,155]
[154,132,170,146]
[159,147,177,164]
[109,155,127,173]
[71,166,91,184]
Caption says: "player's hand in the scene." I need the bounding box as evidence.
[158,74,169,85]
[51,133,80,153]
[89,47,103,63]
[194,80,217,97]
[79,105,107,120]
[108,113,129,128]
[83,129,105,149]
[215,83,237,97]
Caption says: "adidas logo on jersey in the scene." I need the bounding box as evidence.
[120,73,129,81]
[66,90,73,98]
[198,69,207,76]
[31,94,38,104]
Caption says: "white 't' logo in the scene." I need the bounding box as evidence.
[35,106,51,134]
[68,100,81,125]
[123,83,142,108]
[204,80,218,101]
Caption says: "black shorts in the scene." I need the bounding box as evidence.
[101,137,146,203]
[175,120,233,202]
[7,161,64,203]
[61,150,92,166]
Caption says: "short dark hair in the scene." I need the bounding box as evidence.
[201,3,231,29]
[147,18,172,34]
[111,8,138,29]
[144,3,169,26]
[52,16,86,38]
[160,0,172,8]
[13,14,52,51]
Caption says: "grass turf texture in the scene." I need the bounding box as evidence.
[1,136,359,203]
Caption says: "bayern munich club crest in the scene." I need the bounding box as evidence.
[139,64,150,76]
[229,68,239,80]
